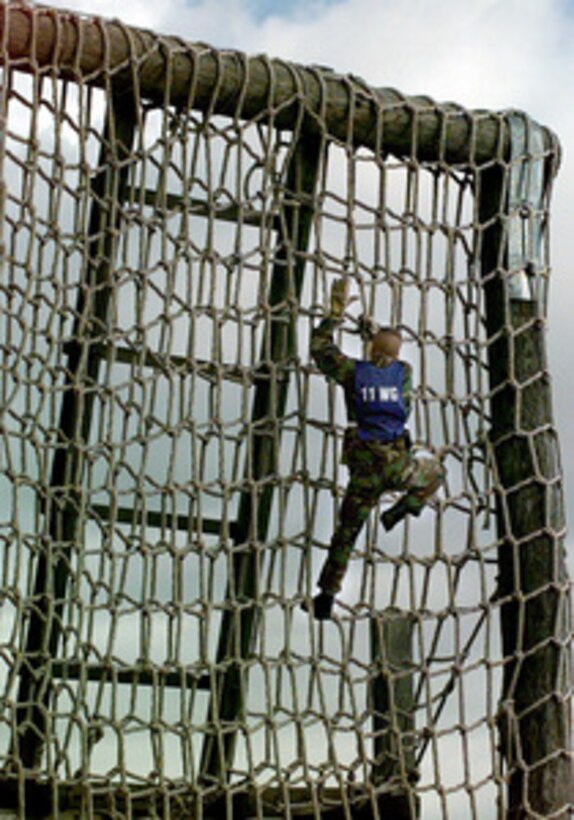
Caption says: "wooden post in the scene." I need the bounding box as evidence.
[199,132,323,785]
[479,160,571,818]
[370,610,419,819]
[14,90,137,769]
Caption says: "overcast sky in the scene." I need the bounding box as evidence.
[44,0,574,532]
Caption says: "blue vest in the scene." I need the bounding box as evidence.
[354,360,407,442]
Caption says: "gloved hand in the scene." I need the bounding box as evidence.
[330,277,349,320]
[357,313,379,341]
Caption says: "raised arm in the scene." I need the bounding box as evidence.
[402,360,413,418]
[310,317,355,386]
[310,278,355,386]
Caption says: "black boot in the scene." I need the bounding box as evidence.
[381,498,414,532]
[301,591,334,620]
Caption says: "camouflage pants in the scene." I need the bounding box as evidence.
[318,428,444,595]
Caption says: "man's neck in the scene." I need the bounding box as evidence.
[371,354,396,368]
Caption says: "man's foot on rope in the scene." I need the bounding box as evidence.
[301,591,334,620]
[381,498,417,532]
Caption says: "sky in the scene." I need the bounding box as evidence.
[44,0,574,512]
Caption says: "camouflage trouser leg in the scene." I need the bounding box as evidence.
[317,430,410,595]
[399,454,445,515]
[317,430,444,595]
[317,467,388,594]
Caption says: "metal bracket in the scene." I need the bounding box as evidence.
[506,113,546,302]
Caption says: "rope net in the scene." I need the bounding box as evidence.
[0,3,570,818]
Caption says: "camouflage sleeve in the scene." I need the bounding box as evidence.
[402,361,413,418]
[310,317,355,387]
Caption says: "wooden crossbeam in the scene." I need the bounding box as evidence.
[0,777,415,819]
[50,661,211,690]
[62,341,252,384]
[133,188,276,228]
[89,503,236,538]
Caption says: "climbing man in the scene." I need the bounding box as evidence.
[304,277,444,620]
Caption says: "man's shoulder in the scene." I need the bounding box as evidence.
[359,358,411,372]
[398,360,413,381]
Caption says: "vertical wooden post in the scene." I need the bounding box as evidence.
[370,609,419,819]
[199,132,323,784]
[479,158,571,818]
[14,90,137,769]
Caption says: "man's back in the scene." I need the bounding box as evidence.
[354,359,408,442]
[310,316,412,434]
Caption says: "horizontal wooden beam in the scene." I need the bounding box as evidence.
[50,661,211,689]
[135,188,274,227]
[0,777,414,819]
[62,341,251,384]
[110,345,250,385]
[0,2,560,166]
[89,503,236,538]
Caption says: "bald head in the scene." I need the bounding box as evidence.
[370,327,402,363]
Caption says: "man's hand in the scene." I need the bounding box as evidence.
[357,313,379,341]
[330,277,350,320]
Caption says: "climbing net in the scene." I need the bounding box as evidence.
[0,3,570,818]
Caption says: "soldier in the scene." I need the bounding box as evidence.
[304,278,444,620]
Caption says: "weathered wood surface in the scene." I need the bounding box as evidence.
[0,775,422,819]
[370,610,419,819]
[479,165,571,819]
[0,1,559,165]
[199,131,322,783]
[14,90,137,769]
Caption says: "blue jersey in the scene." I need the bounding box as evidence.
[354,360,407,442]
